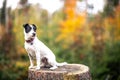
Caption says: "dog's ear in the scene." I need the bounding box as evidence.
[32,24,37,30]
[23,23,28,28]
[32,24,36,28]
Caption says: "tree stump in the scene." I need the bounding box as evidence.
[28,64,91,80]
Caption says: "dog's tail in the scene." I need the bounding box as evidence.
[56,62,67,66]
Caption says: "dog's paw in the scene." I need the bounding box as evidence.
[35,66,40,70]
[29,65,34,69]
[50,66,57,70]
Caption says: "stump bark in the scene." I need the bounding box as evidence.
[28,64,91,80]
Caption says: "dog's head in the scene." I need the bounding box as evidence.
[23,23,37,40]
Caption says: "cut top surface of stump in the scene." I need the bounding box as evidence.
[29,64,89,74]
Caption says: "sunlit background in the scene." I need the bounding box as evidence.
[0,0,120,80]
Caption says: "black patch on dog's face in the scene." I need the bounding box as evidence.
[23,24,32,33]
[32,24,37,32]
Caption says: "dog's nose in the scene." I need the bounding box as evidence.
[32,33,36,36]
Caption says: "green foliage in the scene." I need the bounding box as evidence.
[102,41,120,80]
[0,53,28,80]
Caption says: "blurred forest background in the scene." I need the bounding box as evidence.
[0,0,120,80]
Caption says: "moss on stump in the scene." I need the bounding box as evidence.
[28,64,91,80]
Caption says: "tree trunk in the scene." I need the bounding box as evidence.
[28,64,91,80]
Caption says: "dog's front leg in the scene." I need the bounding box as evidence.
[28,53,34,69]
[35,51,40,70]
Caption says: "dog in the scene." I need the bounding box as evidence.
[23,23,67,70]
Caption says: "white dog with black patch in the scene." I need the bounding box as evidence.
[23,23,67,70]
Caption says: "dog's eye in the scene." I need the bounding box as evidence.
[32,24,37,32]
[33,26,36,32]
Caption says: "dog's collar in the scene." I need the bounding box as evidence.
[25,38,34,44]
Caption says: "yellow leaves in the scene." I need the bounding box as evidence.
[56,0,86,47]
[64,0,76,19]
[65,8,75,19]
[56,0,86,48]
[77,14,86,25]
[57,15,86,43]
